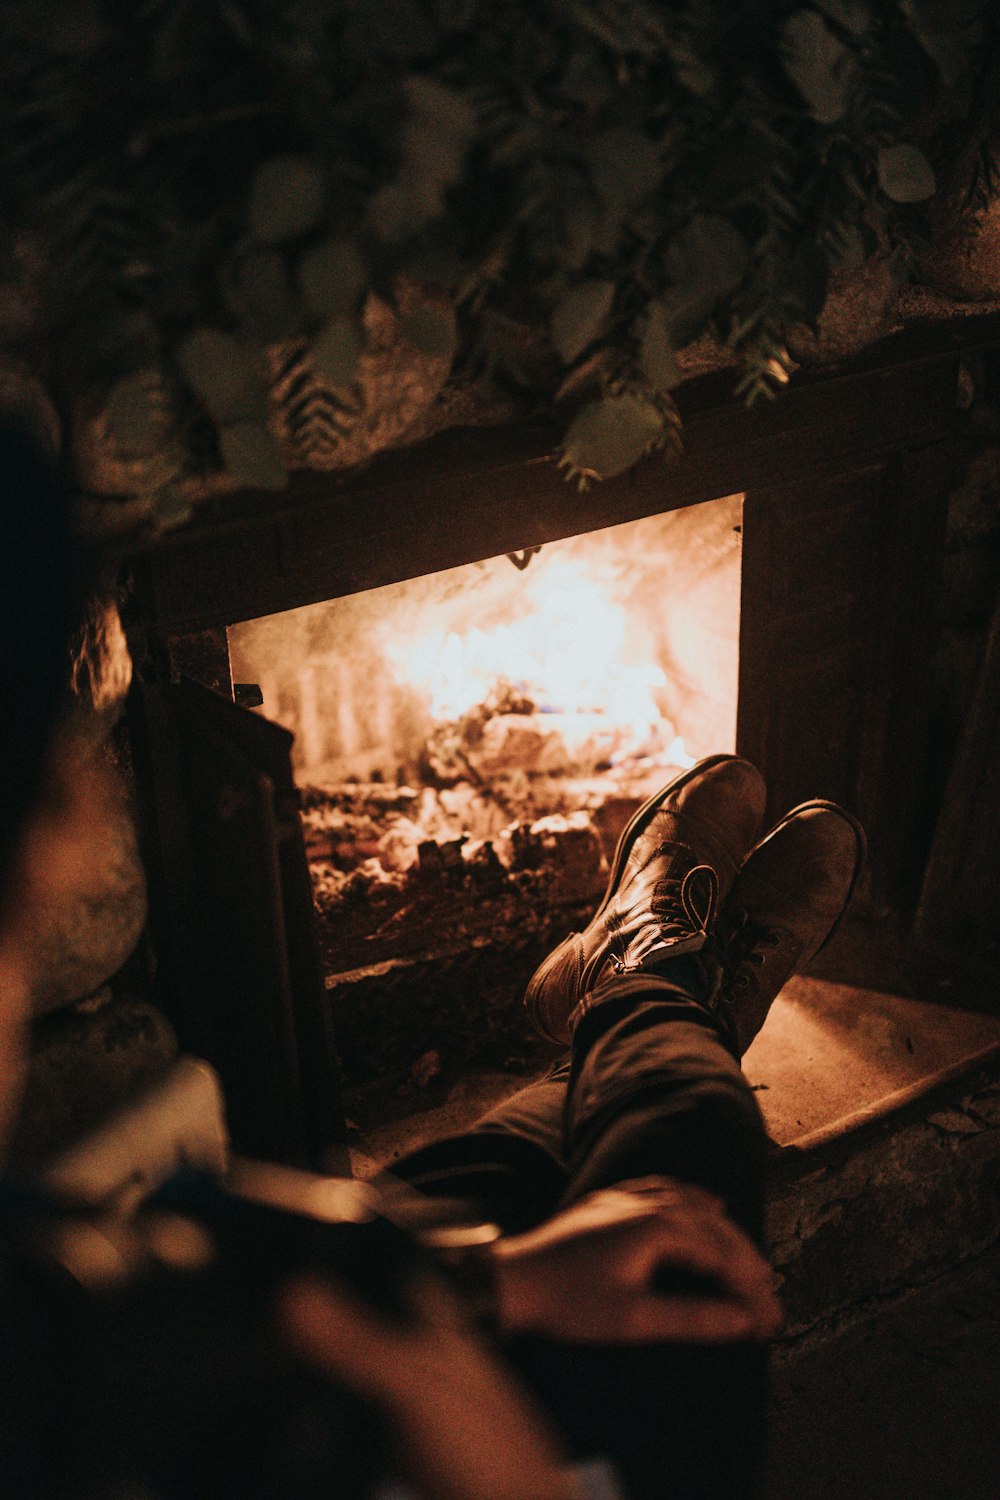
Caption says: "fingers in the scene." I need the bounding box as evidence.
[619,1292,759,1343]
[585,1179,782,1340]
[634,1205,782,1339]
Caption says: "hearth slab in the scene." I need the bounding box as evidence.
[745,975,1000,1147]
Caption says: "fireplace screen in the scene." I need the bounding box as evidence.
[229,494,743,987]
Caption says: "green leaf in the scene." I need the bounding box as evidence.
[403,76,477,144]
[902,15,970,87]
[551,279,616,364]
[877,144,936,202]
[8,0,104,53]
[219,423,288,491]
[781,11,855,125]
[153,485,194,531]
[248,156,326,244]
[299,241,367,318]
[814,0,872,35]
[106,376,160,450]
[639,303,681,392]
[311,316,364,387]
[399,305,456,360]
[662,216,749,343]
[224,249,302,340]
[587,129,663,214]
[177,328,266,424]
[560,391,667,482]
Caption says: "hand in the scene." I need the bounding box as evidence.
[279,1271,575,1500]
[491,1175,782,1345]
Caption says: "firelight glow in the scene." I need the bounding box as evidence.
[385,557,685,760]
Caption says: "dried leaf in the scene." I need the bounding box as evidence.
[551,279,616,364]
[877,144,936,202]
[219,423,288,491]
[248,156,326,244]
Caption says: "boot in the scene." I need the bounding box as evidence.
[713,800,866,1056]
[524,755,767,1044]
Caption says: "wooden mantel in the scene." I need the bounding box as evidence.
[135,312,1000,634]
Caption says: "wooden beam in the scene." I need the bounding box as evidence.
[133,320,995,633]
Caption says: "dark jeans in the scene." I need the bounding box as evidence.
[392,975,769,1500]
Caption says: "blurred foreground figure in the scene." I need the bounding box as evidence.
[0,422,863,1500]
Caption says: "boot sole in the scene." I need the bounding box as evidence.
[525,753,753,1042]
[741,798,867,959]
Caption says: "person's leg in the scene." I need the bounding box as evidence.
[508,970,769,1500]
[561,973,765,1237]
[511,776,865,1500]
[388,1062,571,1234]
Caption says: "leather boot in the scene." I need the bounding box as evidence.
[524,755,767,1044]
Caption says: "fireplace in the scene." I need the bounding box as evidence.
[229,494,739,941]
[127,313,1000,1163]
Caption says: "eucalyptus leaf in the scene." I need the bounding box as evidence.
[224,249,302,341]
[814,0,871,35]
[551,279,616,364]
[106,376,160,450]
[219,423,289,491]
[781,11,855,125]
[311,316,364,388]
[299,241,367,318]
[662,216,749,343]
[667,38,715,94]
[8,0,103,54]
[177,328,267,424]
[249,156,326,245]
[404,76,477,143]
[639,304,681,392]
[903,0,988,28]
[587,129,662,214]
[877,144,936,202]
[153,485,194,531]
[561,391,666,481]
[909,27,969,87]
[399,305,457,361]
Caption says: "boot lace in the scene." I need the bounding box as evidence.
[607,848,719,972]
[717,906,783,1005]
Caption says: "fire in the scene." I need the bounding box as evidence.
[385,557,689,763]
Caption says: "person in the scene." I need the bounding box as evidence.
[309,754,864,1499]
[0,420,863,1500]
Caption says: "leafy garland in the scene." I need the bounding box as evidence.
[0,0,998,524]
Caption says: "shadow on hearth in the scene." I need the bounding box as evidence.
[765,1239,1000,1500]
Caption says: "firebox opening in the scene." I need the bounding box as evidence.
[230,492,742,949]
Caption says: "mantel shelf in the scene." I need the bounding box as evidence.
[135,310,1000,633]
